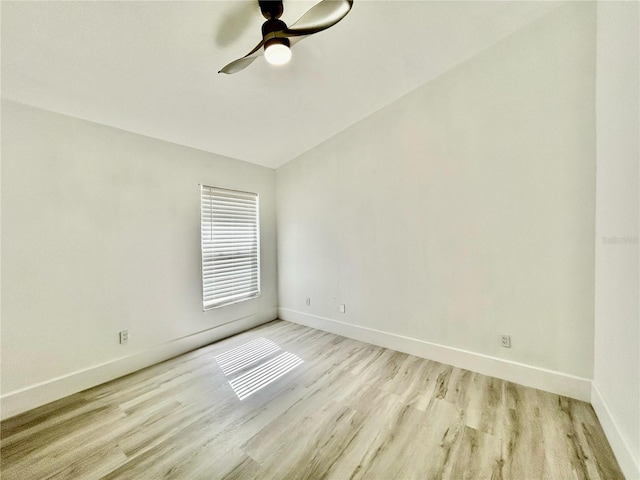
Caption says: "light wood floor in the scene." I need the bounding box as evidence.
[1,320,624,480]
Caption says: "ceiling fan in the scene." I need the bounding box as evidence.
[218,0,353,74]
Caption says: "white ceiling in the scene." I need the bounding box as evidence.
[1,1,560,169]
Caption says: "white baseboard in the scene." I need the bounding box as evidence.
[278,308,591,402]
[591,383,640,480]
[0,308,277,420]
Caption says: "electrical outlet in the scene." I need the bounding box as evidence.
[339,304,346,313]
[500,335,511,348]
[306,297,311,306]
[119,330,129,345]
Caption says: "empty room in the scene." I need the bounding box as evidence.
[1,1,638,479]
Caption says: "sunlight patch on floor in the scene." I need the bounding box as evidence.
[215,337,303,400]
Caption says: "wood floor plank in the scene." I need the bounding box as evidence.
[0,320,625,480]
[442,425,503,480]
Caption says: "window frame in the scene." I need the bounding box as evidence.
[200,185,261,311]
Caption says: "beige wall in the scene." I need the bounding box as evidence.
[1,100,278,416]
[593,2,640,478]
[277,3,596,379]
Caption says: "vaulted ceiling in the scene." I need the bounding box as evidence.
[1,1,560,168]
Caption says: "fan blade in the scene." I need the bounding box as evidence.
[218,39,265,74]
[283,0,353,37]
[219,56,260,74]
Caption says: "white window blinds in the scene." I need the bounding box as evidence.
[201,185,260,310]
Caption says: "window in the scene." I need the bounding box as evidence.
[200,185,260,310]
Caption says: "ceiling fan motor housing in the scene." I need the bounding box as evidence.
[262,18,287,38]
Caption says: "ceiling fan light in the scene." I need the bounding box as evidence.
[264,38,291,66]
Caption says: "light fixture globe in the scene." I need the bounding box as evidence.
[264,37,291,66]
